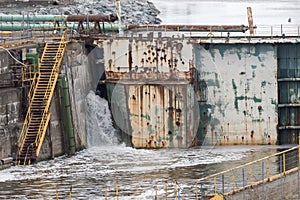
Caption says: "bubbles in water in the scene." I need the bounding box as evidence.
[85,91,119,147]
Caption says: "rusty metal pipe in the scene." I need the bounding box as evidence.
[126,24,250,32]
[66,14,118,22]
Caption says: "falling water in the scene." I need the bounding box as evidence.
[85,90,119,147]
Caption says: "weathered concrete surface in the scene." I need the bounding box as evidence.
[195,43,277,145]
[227,170,300,200]
[0,88,20,160]
[102,37,279,147]
[63,41,104,149]
[102,37,199,148]
[0,49,23,160]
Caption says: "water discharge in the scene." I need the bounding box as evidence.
[85,91,119,147]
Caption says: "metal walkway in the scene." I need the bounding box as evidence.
[17,31,67,165]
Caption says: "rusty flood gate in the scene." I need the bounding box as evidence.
[101,36,200,148]
[98,35,300,147]
[278,44,300,144]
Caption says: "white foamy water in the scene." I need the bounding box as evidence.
[0,143,281,199]
[85,91,119,147]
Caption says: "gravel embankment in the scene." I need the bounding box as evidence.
[0,0,161,24]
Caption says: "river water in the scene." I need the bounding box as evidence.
[151,0,300,35]
[1,1,300,199]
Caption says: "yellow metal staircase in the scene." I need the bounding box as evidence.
[17,33,67,165]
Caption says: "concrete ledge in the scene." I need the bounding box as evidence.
[1,157,13,165]
[0,157,15,170]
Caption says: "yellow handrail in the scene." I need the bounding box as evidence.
[17,106,32,156]
[27,72,39,104]
[17,28,68,164]
[24,143,34,165]
[35,112,51,156]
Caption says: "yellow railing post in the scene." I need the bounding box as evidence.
[165,181,168,200]
[105,186,108,200]
[116,182,118,200]
[69,183,72,200]
[250,164,252,185]
[214,176,217,194]
[232,169,235,192]
[267,157,270,179]
[56,184,58,200]
[298,135,300,167]
[195,182,198,200]
[175,181,178,200]
[283,153,286,174]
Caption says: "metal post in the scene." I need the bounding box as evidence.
[271,26,273,37]
[214,176,217,194]
[116,0,123,35]
[298,136,300,199]
[116,182,118,200]
[175,181,178,200]
[283,153,286,174]
[232,170,235,192]
[247,7,254,36]
[177,181,181,200]
[69,183,72,200]
[222,174,225,195]
[200,183,203,200]
[155,185,158,200]
[280,156,283,200]
[165,181,168,200]
[105,186,108,200]
[267,158,270,180]
[250,164,253,185]
[242,168,245,200]
[298,136,300,167]
[56,184,58,200]
[262,162,264,200]
[297,163,300,199]
[195,182,198,200]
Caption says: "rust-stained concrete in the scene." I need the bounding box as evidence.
[101,36,280,147]
[102,36,199,148]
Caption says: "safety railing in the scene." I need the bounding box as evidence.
[27,72,38,104]
[54,181,190,200]
[17,105,31,159]
[34,30,67,157]
[196,137,300,199]
[35,112,51,156]
[0,26,67,48]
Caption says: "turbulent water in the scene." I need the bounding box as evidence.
[86,91,119,147]
[0,92,287,199]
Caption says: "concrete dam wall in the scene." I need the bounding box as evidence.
[0,35,299,160]
[99,36,281,148]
